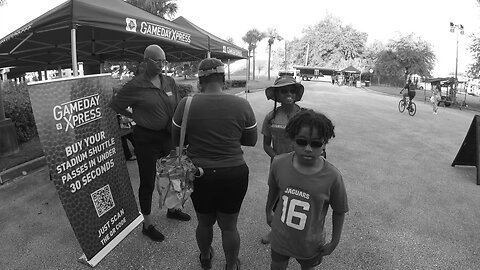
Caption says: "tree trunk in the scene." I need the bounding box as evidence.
[253,48,256,81]
[268,45,271,81]
[247,53,250,81]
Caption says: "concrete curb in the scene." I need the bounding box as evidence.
[0,156,47,185]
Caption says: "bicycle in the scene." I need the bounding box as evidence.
[398,96,416,116]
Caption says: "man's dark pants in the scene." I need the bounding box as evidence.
[133,125,173,215]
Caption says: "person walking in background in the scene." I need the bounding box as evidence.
[172,58,257,270]
[431,83,441,115]
[109,44,190,243]
[266,110,348,270]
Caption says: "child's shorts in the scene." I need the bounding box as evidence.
[271,248,323,268]
[191,164,249,214]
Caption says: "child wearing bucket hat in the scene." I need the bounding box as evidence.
[262,76,305,160]
[261,76,304,244]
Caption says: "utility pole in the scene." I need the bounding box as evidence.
[304,43,310,66]
[450,22,464,90]
[450,22,464,103]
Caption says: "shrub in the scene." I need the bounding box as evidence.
[2,82,38,143]
[177,83,194,98]
[225,80,246,88]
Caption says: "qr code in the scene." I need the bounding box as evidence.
[91,185,115,218]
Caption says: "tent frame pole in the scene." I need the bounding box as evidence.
[71,27,78,76]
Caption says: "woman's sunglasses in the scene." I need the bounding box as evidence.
[295,138,324,148]
[280,88,297,94]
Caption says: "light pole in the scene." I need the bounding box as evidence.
[450,22,464,92]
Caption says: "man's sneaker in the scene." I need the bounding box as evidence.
[142,224,165,242]
[167,209,191,221]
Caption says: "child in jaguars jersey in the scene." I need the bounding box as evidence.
[266,109,348,270]
[261,76,328,245]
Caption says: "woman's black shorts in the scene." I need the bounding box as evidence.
[191,163,249,214]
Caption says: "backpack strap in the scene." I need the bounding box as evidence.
[178,96,192,160]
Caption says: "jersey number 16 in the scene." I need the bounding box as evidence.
[280,195,310,230]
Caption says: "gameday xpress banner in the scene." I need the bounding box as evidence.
[28,74,142,267]
[125,17,192,44]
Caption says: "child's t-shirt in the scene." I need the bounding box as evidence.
[262,109,296,155]
[268,152,349,259]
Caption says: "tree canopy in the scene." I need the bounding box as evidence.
[124,0,177,19]
[287,16,367,69]
[375,33,435,82]
[242,29,265,53]
[468,34,480,79]
[242,29,265,80]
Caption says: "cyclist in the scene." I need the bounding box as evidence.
[400,79,415,110]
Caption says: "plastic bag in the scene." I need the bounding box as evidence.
[155,149,196,209]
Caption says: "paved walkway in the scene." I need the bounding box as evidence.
[1,81,479,269]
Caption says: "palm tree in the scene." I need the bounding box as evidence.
[266,28,283,80]
[124,0,177,19]
[242,29,265,80]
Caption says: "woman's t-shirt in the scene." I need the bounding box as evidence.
[172,93,257,168]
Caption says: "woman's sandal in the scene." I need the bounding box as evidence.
[224,258,241,270]
[199,246,214,269]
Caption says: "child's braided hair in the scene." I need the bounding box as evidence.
[285,109,335,143]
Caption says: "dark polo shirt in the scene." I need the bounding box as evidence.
[109,74,179,131]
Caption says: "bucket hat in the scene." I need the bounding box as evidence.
[265,76,304,102]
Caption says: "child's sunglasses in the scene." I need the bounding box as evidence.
[295,138,324,148]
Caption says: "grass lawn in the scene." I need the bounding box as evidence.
[0,77,274,172]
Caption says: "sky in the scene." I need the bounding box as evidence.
[1,0,480,77]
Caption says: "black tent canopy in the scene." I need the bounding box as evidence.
[341,65,361,73]
[0,0,246,76]
[172,16,247,60]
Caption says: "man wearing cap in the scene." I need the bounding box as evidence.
[172,58,257,270]
[109,44,190,242]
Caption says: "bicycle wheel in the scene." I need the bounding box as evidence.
[398,100,406,113]
[408,102,417,116]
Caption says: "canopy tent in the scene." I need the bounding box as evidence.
[0,0,245,77]
[340,65,361,74]
[172,16,247,60]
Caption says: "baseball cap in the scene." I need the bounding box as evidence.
[198,58,225,77]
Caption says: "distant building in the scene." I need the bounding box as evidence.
[466,78,480,96]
